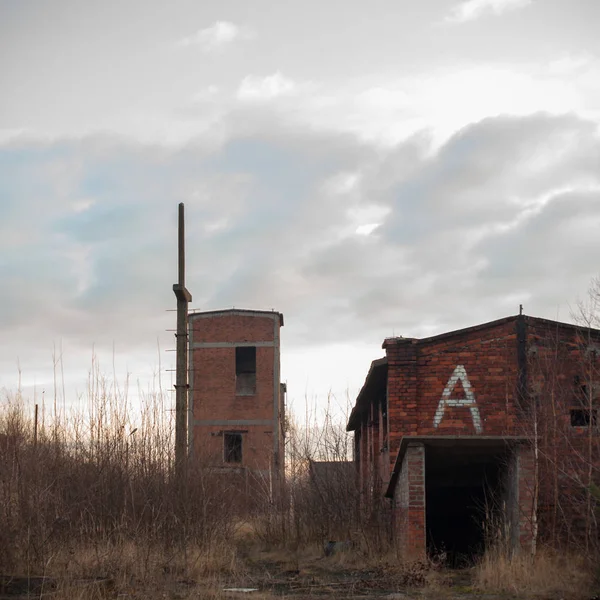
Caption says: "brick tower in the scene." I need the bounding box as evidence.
[188,309,285,497]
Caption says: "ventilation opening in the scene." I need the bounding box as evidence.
[571,409,597,427]
[426,445,507,566]
[236,346,256,395]
[224,432,242,463]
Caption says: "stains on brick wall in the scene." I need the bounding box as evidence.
[357,317,521,495]
[350,314,600,558]
[188,310,285,491]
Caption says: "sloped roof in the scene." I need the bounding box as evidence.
[346,357,387,431]
[383,314,600,348]
[347,314,600,433]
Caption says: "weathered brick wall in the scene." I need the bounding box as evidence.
[356,406,386,505]
[192,346,275,421]
[386,320,519,475]
[355,315,600,554]
[392,443,426,558]
[191,313,275,344]
[192,425,276,471]
[516,444,535,550]
[189,311,283,482]
[386,340,418,482]
[359,418,368,504]
[525,318,600,545]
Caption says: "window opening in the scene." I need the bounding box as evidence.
[224,432,242,463]
[236,346,256,394]
[570,409,597,427]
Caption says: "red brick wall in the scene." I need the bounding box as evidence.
[386,320,519,476]
[356,399,387,503]
[192,346,275,422]
[189,312,282,481]
[516,444,535,550]
[193,425,276,471]
[191,313,275,344]
[381,317,600,554]
[524,319,600,545]
[392,443,426,559]
[359,418,368,504]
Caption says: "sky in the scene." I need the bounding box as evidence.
[1,0,600,421]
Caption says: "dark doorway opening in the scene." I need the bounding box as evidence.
[426,443,508,566]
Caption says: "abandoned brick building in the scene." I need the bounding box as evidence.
[188,309,286,497]
[347,314,600,558]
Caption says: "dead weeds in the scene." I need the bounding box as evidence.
[3,545,598,600]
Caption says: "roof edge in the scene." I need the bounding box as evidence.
[382,314,600,349]
[189,308,284,326]
[384,315,519,348]
[346,357,387,431]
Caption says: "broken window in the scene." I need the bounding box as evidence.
[571,376,598,427]
[224,432,242,463]
[570,409,597,427]
[236,346,256,395]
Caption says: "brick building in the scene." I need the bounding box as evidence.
[188,309,286,499]
[347,314,600,559]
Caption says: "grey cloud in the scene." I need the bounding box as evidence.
[294,112,600,341]
[378,114,599,244]
[1,110,599,392]
[478,188,600,291]
[0,120,372,370]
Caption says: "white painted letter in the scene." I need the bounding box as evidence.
[433,365,482,433]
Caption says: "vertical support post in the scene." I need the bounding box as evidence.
[392,442,426,560]
[173,203,192,482]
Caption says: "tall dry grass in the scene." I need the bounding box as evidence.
[256,393,391,556]
[4,360,600,599]
[0,358,379,585]
[0,360,242,582]
[475,545,596,598]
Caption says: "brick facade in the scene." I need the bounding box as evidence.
[348,314,600,558]
[188,309,285,499]
[392,443,426,559]
[516,444,535,548]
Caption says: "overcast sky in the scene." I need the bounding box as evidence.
[1,0,600,420]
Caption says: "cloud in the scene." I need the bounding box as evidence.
[446,0,532,23]
[355,223,380,236]
[177,21,254,51]
[223,60,597,150]
[191,85,220,102]
[236,72,299,101]
[1,109,599,404]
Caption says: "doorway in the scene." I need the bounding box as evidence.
[425,443,509,565]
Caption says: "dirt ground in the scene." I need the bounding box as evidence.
[115,553,508,600]
[0,550,589,599]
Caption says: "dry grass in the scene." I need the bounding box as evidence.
[475,546,596,598]
[3,364,600,599]
[0,370,381,598]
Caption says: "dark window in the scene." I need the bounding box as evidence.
[224,432,242,463]
[236,346,256,395]
[570,409,597,427]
